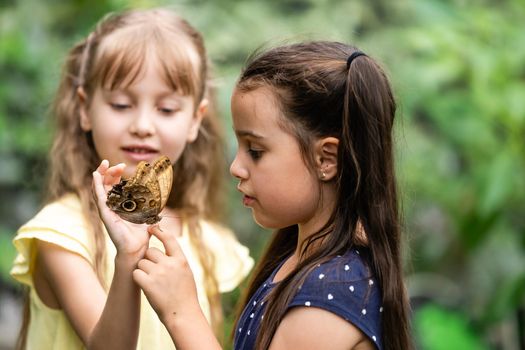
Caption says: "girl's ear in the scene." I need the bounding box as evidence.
[187,98,208,143]
[315,137,339,181]
[77,87,92,131]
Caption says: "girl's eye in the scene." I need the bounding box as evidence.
[158,107,177,115]
[110,103,131,110]
[248,149,263,160]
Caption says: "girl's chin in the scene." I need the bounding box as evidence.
[252,213,286,231]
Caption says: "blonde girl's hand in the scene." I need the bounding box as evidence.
[92,160,150,257]
[133,225,202,326]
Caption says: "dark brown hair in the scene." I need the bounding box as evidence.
[234,41,413,350]
[17,8,226,348]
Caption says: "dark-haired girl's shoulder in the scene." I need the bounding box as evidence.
[288,248,383,349]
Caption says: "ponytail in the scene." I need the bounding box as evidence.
[342,51,413,350]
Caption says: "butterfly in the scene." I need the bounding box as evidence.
[106,155,173,224]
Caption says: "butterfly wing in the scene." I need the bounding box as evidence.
[106,158,167,224]
[153,156,173,210]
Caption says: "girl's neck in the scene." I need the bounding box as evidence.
[273,183,374,283]
[158,207,184,237]
[294,183,337,258]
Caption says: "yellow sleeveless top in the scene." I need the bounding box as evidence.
[11,194,253,349]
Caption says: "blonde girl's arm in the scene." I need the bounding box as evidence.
[35,161,148,350]
[268,307,375,350]
[36,241,142,350]
[133,225,222,350]
[88,160,155,349]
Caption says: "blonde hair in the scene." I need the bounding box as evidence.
[17,8,226,348]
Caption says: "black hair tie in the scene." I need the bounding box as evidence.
[347,51,366,69]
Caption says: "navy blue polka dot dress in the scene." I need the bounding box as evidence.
[233,248,383,350]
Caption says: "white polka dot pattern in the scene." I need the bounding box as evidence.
[234,249,383,350]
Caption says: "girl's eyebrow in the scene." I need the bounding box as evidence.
[234,129,265,139]
[101,87,183,100]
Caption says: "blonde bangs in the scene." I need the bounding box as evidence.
[157,38,202,99]
[91,24,202,98]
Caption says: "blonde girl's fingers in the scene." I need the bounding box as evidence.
[96,159,110,175]
[144,247,165,263]
[147,225,184,257]
[104,163,126,186]
[94,159,116,192]
[92,170,108,205]
[137,258,157,274]
[132,269,149,288]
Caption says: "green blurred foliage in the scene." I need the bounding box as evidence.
[414,303,490,350]
[0,227,17,281]
[1,0,524,348]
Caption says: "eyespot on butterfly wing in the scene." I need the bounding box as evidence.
[106,156,173,224]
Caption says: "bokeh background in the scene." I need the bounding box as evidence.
[1,0,524,349]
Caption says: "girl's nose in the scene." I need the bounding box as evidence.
[129,108,155,137]
[229,153,249,180]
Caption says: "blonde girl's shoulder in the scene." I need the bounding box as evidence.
[199,219,254,292]
[11,193,95,286]
[199,220,236,240]
[198,219,246,252]
[19,193,88,232]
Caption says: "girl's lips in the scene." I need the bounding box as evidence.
[242,195,255,207]
[121,147,159,162]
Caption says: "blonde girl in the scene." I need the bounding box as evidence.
[11,7,253,350]
[94,40,414,350]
